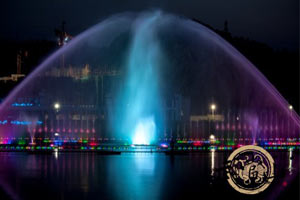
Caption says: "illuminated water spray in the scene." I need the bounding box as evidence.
[133,117,156,145]
[0,11,299,146]
[116,12,164,145]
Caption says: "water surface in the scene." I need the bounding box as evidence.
[0,151,298,200]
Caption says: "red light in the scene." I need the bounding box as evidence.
[193,141,202,146]
[90,142,97,146]
[282,181,287,187]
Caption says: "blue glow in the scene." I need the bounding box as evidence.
[133,117,156,145]
[114,12,164,145]
[11,120,32,125]
[12,103,33,107]
[0,120,43,125]
[0,120,7,125]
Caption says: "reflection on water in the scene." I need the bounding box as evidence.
[210,149,215,177]
[135,153,155,174]
[288,148,293,175]
[0,151,298,200]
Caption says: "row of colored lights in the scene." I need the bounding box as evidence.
[0,139,91,145]
[263,142,300,146]
[0,137,128,142]
[0,145,234,151]
[1,140,300,146]
[0,145,299,151]
[26,128,96,133]
[177,140,236,146]
[0,146,138,151]
[176,146,233,150]
[264,146,297,150]
[163,138,300,141]
[0,146,59,150]
[2,137,300,141]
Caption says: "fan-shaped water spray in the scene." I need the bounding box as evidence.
[0,11,298,147]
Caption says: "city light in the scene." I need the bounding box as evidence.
[0,120,43,126]
[54,102,60,110]
[160,143,168,148]
[289,105,293,110]
[11,102,33,107]
[210,104,216,111]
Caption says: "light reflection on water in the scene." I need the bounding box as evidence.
[288,149,294,175]
[0,151,297,200]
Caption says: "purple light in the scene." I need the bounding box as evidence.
[160,143,168,148]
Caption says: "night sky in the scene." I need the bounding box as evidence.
[0,0,299,50]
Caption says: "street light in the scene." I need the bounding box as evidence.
[209,103,217,139]
[54,102,60,110]
[210,103,216,119]
[210,104,216,113]
[288,105,293,140]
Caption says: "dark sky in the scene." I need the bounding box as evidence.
[0,0,299,50]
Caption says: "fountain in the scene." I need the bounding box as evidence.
[0,10,298,149]
[115,12,164,144]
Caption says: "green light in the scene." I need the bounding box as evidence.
[18,140,26,145]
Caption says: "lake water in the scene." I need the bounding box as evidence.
[0,151,298,200]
